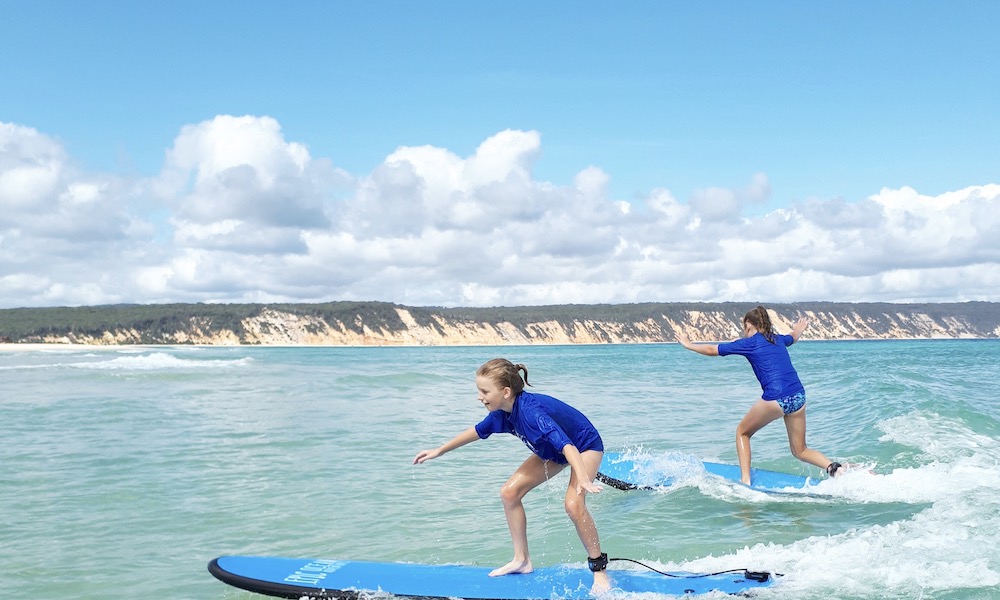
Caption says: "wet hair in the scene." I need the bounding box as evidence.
[743,305,776,343]
[476,358,531,395]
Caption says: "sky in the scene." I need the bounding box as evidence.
[1,1,998,309]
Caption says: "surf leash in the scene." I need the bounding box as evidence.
[609,557,778,582]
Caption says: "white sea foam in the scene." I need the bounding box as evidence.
[614,448,706,489]
[623,409,1000,510]
[70,351,254,371]
[643,411,1000,598]
[695,489,1000,597]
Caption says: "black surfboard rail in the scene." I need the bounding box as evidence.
[208,558,333,600]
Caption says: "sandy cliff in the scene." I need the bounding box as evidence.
[19,302,999,346]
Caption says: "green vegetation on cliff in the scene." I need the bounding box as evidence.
[0,301,997,344]
[0,301,409,343]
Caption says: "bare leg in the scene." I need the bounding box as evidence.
[736,399,784,485]
[490,455,564,577]
[783,405,836,472]
[563,450,611,594]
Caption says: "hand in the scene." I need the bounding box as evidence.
[413,448,441,464]
[675,331,690,347]
[577,478,603,495]
[792,317,810,339]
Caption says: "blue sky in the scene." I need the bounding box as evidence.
[1,2,998,308]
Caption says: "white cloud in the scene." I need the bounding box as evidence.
[0,123,66,211]
[156,115,350,245]
[0,117,998,308]
[687,173,772,223]
[351,129,546,236]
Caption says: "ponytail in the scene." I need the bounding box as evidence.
[476,358,531,395]
[743,305,776,343]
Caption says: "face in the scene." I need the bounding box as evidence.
[476,374,511,412]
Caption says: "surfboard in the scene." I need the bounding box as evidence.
[597,451,826,495]
[208,555,775,598]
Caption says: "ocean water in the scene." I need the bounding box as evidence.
[2,340,999,600]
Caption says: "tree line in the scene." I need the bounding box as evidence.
[1,300,997,344]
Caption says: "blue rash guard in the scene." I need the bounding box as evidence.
[718,332,804,400]
[474,391,604,464]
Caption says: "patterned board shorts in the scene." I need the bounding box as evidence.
[774,390,806,415]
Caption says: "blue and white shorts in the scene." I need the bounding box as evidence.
[773,391,806,415]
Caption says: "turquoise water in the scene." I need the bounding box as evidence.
[2,340,999,599]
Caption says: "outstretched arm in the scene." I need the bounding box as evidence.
[413,426,480,464]
[675,331,720,356]
[790,317,810,343]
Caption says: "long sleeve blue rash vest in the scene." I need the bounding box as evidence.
[475,391,603,464]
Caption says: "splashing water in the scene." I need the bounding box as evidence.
[633,411,1000,599]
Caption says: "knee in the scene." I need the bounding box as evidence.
[564,496,586,522]
[789,442,807,459]
[499,483,523,507]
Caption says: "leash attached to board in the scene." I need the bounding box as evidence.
[610,557,778,582]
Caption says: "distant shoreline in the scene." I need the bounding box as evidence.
[2,337,996,352]
[2,301,997,345]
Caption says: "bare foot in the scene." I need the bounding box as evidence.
[489,558,533,577]
[591,571,612,594]
[831,462,875,476]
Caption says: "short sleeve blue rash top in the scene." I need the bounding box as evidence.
[717,333,804,400]
[474,391,604,464]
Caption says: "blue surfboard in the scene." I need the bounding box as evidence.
[597,451,826,495]
[208,555,775,598]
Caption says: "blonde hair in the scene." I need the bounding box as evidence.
[476,358,531,395]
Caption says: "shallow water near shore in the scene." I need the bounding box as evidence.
[2,340,999,599]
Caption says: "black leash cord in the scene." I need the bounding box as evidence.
[609,557,779,581]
